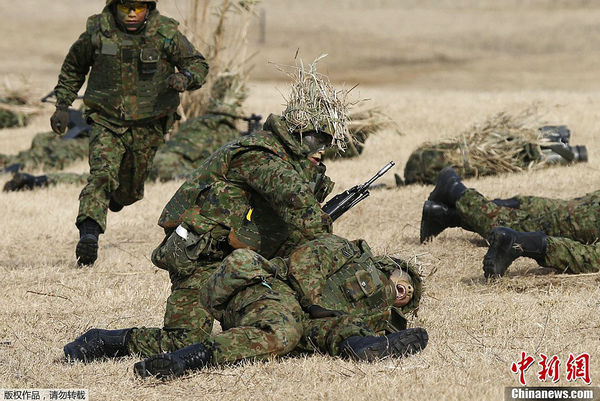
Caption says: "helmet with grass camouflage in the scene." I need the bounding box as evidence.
[282,55,351,152]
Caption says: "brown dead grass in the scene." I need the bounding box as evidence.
[1,1,600,400]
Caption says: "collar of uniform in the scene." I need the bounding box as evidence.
[262,114,312,158]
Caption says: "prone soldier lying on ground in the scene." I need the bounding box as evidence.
[63,234,428,379]
[420,166,600,277]
[398,111,587,186]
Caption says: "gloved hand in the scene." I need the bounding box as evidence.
[50,106,69,135]
[167,72,190,92]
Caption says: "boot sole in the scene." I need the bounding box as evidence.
[76,235,98,266]
[483,228,517,278]
[134,354,185,379]
[420,201,445,243]
[353,328,429,362]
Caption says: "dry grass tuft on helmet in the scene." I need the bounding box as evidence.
[426,107,556,175]
[280,55,352,151]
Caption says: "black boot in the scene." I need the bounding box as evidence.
[76,218,102,266]
[3,173,48,192]
[427,167,467,207]
[492,197,521,209]
[64,328,133,363]
[134,343,213,379]
[483,227,548,278]
[340,327,428,362]
[108,198,124,212]
[420,200,461,243]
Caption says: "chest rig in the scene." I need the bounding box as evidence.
[320,240,395,314]
[84,9,180,122]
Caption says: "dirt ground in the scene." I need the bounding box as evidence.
[1,1,599,400]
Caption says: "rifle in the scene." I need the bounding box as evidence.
[41,91,90,140]
[322,161,395,222]
[241,113,263,135]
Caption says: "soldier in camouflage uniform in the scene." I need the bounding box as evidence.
[420,167,600,277]
[62,62,353,362]
[400,124,587,186]
[0,131,89,173]
[62,234,428,378]
[3,74,245,191]
[51,0,209,266]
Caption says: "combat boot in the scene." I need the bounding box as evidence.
[134,343,213,379]
[427,167,467,207]
[420,200,461,243]
[483,227,547,278]
[64,328,133,363]
[340,327,428,362]
[3,173,48,192]
[492,197,521,209]
[108,198,124,212]
[76,218,102,266]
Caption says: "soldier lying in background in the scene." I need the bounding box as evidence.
[421,167,600,277]
[63,234,428,379]
[3,74,252,191]
[398,111,587,186]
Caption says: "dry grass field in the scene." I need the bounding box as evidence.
[1,1,600,400]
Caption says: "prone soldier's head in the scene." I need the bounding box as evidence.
[207,72,247,117]
[107,0,157,32]
[373,255,423,316]
[281,56,351,164]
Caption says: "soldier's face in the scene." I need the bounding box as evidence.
[390,269,414,307]
[116,2,149,31]
[303,131,332,164]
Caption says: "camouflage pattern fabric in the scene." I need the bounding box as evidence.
[0,132,88,171]
[127,257,220,357]
[46,172,89,186]
[156,114,333,260]
[0,109,27,129]
[76,120,165,232]
[456,189,600,273]
[150,114,240,181]
[54,7,208,120]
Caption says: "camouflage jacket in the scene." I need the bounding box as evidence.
[157,114,334,258]
[54,7,208,122]
[165,114,239,162]
[200,235,422,334]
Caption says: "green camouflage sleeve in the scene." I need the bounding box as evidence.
[167,31,209,91]
[53,32,95,108]
[229,151,332,240]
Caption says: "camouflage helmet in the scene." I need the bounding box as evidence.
[206,72,247,116]
[281,55,351,152]
[106,0,157,6]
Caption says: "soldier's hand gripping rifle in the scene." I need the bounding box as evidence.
[322,161,395,222]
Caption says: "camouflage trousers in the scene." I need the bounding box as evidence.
[457,189,600,273]
[0,132,88,171]
[128,242,375,362]
[76,121,164,232]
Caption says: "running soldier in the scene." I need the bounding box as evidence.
[51,0,209,266]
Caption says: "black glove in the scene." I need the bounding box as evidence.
[167,72,190,92]
[50,106,69,135]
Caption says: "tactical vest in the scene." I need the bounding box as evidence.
[84,8,180,122]
[157,124,326,257]
[319,240,396,315]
